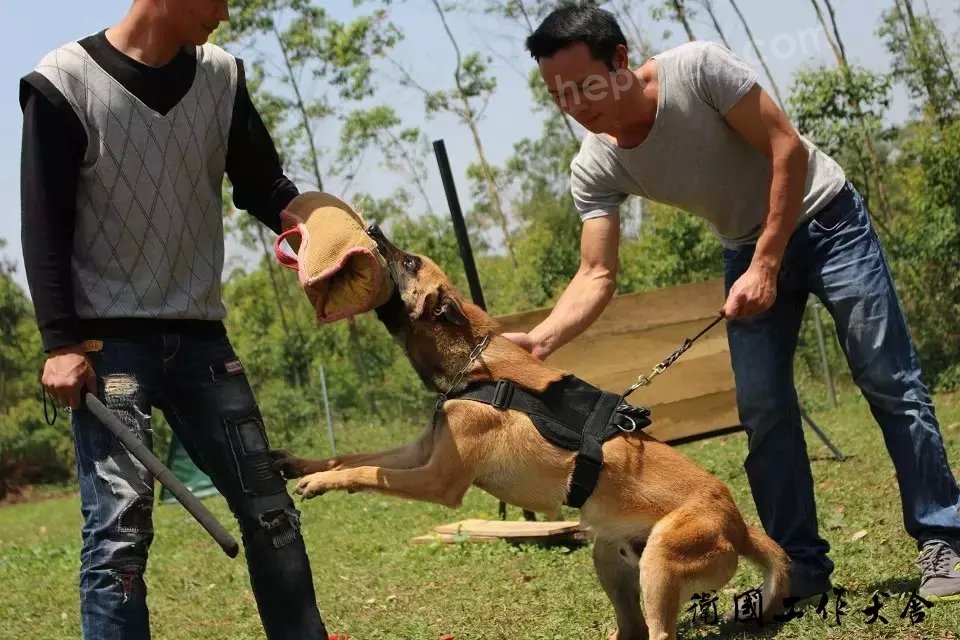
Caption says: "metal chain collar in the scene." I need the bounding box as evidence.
[435,331,494,411]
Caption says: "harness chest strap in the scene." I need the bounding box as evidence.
[567,389,624,508]
[444,376,651,509]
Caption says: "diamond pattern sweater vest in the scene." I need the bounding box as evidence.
[33,41,238,322]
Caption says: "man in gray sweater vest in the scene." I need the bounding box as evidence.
[20,1,330,638]
[505,3,960,620]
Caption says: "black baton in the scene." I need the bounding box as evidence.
[83,391,240,558]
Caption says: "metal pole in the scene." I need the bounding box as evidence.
[432,139,487,310]
[432,139,536,523]
[809,297,837,408]
[800,407,846,462]
[319,365,336,457]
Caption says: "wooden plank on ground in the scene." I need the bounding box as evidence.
[410,533,500,544]
[410,519,587,545]
[434,519,580,537]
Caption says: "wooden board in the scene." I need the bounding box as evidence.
[410,519,587,545]
[435,519,580,537]
[495,278,727,338]
[494,278,742,444]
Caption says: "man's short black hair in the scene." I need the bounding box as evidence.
[525,2,628,70]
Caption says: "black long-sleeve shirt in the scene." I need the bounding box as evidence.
[19,30,298,352]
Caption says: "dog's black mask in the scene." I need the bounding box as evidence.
[373,282,407,334]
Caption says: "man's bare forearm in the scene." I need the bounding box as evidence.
[528,268,616,359]
[751,138,808,274]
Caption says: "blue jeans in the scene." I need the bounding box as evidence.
[723,182,960,589]
[71,327,328,640]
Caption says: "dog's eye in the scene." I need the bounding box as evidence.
[403,256,416,270]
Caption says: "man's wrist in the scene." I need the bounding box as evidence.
[48,343,84,356]
[751,223,789,274]
[750,252,781,274]
[528,325,557,359]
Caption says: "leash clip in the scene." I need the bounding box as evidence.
[621,313,724,398]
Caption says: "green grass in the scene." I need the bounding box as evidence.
[2,387,960,640]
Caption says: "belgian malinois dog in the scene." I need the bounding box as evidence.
[271,225,791,640]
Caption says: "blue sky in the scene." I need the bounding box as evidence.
[2,0,957,295]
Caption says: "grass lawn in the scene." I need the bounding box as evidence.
[2,387,960,639]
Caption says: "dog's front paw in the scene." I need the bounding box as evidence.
[294,472,342,499]
[269,450,342,479]
[268,449,310,479]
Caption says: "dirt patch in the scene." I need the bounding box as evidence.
[0,483,77,507]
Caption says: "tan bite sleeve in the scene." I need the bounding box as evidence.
[275,191,393,323]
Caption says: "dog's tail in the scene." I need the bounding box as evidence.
[741,523,792,620]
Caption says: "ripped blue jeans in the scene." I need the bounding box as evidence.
[71,327,328,640]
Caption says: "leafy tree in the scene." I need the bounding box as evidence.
[0,243,43,409]
[618,203,722,292]
[367,0,515,266]
[885,117,960,390]
[0,241,66,499]
[787,65,894,220]
[878,0,960,125]
[334,106,435,214]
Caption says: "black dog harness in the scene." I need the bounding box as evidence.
[446,374,652,508]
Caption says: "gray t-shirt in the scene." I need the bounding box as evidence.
[569,41,846,247]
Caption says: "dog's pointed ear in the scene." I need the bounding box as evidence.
[434,288,468,326]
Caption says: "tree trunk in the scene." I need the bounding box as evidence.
[821,0,847,63]
[700,0,732,49]
[257,226,304,387]
[920,0,960,99]
[460,96,518,267]
[346,316,382,419]
[432,0,518,267]
[901,0,919,25]
[810,0,893,223]
[808,0,845,63]
[671,0,697,42]
[273,25,325,191]
[559,107,579,142]
[728,0,786,109]
[893,0,946,120]
[258,227,292,335]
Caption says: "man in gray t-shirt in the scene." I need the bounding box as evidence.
[505,3,960,620]
[568,40,846,249]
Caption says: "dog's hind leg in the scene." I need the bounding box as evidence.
[639,509,739,640]
[593,536,647,640]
